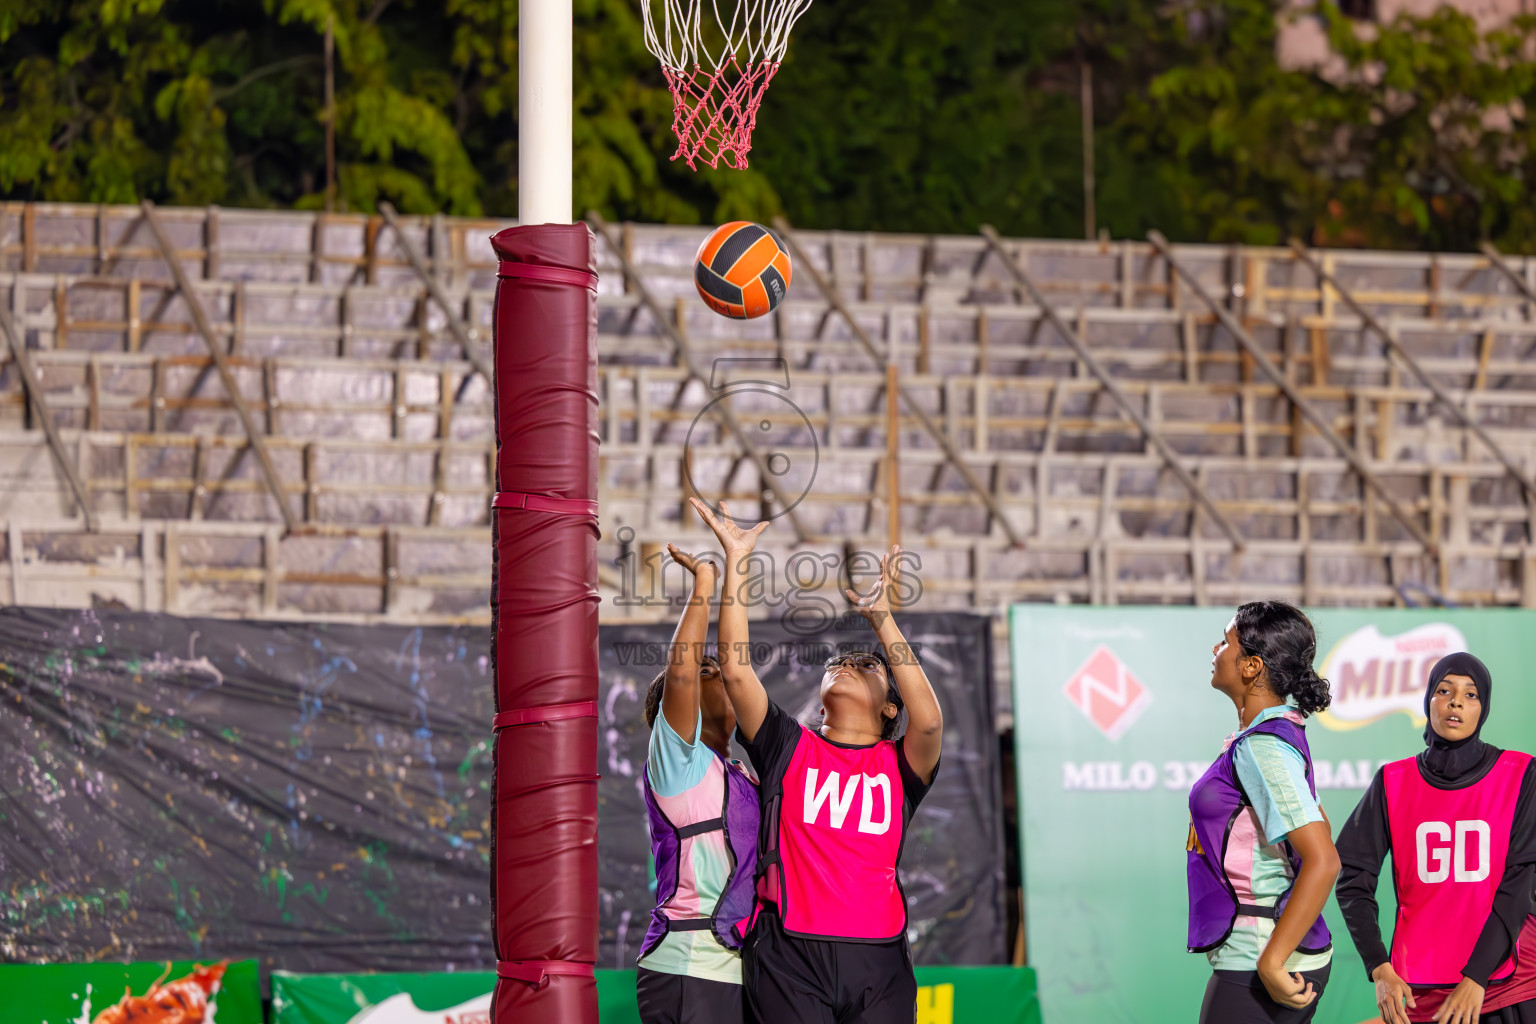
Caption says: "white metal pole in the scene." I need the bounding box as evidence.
[519,0,573,225]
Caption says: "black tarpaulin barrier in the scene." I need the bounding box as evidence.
[0,607,1005,971]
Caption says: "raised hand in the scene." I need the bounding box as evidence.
[844,544,900,626]
[688,496,770,742]
[689,496,768,558]
[666,542,719,587]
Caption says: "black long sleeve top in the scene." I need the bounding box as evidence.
[1334,755,1536,986]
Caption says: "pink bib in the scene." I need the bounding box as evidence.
[1383,750,1532,986]
[768,726,908,940]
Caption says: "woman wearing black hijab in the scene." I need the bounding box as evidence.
[1336,652,1536,1024]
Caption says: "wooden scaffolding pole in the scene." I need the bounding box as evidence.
[774,216,1026,548]
[1478,241,1536,310]
[0,306,97,532]
[1291,239,1536,502]
[1150,231,1436,555]
[140,200,299,535]
[981,225,1246,552]
[378,202,495,386]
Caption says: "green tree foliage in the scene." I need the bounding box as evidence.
[1104,1,1536,250]
[748,0,1087,237]
[0,0,770,219]
[3,0,1536,251]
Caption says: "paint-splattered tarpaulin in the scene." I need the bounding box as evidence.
[0,607,494,972]
[0,607,1005,971]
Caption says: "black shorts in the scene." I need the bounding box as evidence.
[1198,963,1331,1024]
[742,905,916,1024]
[635,966,745,1024]
[1484,999,1536,1023]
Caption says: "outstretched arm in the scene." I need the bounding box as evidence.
[847,545,942,783]
[691,496,770,742]
[657,543,718,739]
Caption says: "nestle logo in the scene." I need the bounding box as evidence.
[1063,645,1152,741]
[1315,622,1465,731]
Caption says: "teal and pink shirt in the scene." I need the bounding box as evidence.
[639,709,757,983]
[1204,703,1333,973]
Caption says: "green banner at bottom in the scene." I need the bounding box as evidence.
[271,966,1041,1024]
[0,960,263,1024]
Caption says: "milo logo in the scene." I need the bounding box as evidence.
[1314,623,1466,731]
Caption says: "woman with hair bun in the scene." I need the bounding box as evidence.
[1188,601,1342,1024]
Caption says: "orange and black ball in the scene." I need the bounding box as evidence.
[693,221,793,320]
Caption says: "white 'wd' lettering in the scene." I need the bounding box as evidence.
[858,773,892,835]
[804,768,860,829]
[1416,820,1491,884]
[804,769,893,833]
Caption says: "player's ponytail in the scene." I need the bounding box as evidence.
[1233,601,1332,717]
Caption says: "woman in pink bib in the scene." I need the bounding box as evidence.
[691,496,944,1024]
[1336,652,1536,1024]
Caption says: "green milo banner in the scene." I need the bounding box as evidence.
[0,960,263,1024]
[270,967,1041,1024]
[1012,605,1536,1024]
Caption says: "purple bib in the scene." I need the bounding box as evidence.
[1187,713,1332,955]
[641,752,760,956]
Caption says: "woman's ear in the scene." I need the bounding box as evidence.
[882,702,899,721]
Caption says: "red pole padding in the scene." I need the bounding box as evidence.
[488,224,601,1024]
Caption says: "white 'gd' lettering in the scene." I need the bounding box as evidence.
[803,768,892,835]
[1416,820,1491,884]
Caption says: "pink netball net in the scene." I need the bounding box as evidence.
[641,0,815,171]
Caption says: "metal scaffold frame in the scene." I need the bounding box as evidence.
[1150,230,1437,555]
[3,202,1536,629]
[981,225,1243,552]
[140,200,298,534]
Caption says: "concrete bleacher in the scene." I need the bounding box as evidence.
[3,203,1536,709]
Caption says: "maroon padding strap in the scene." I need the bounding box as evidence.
[497,959,596,988]
[492,491,599,518]
[498,260,599,291]
[493,700,598,731]
[500,774,603,801]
